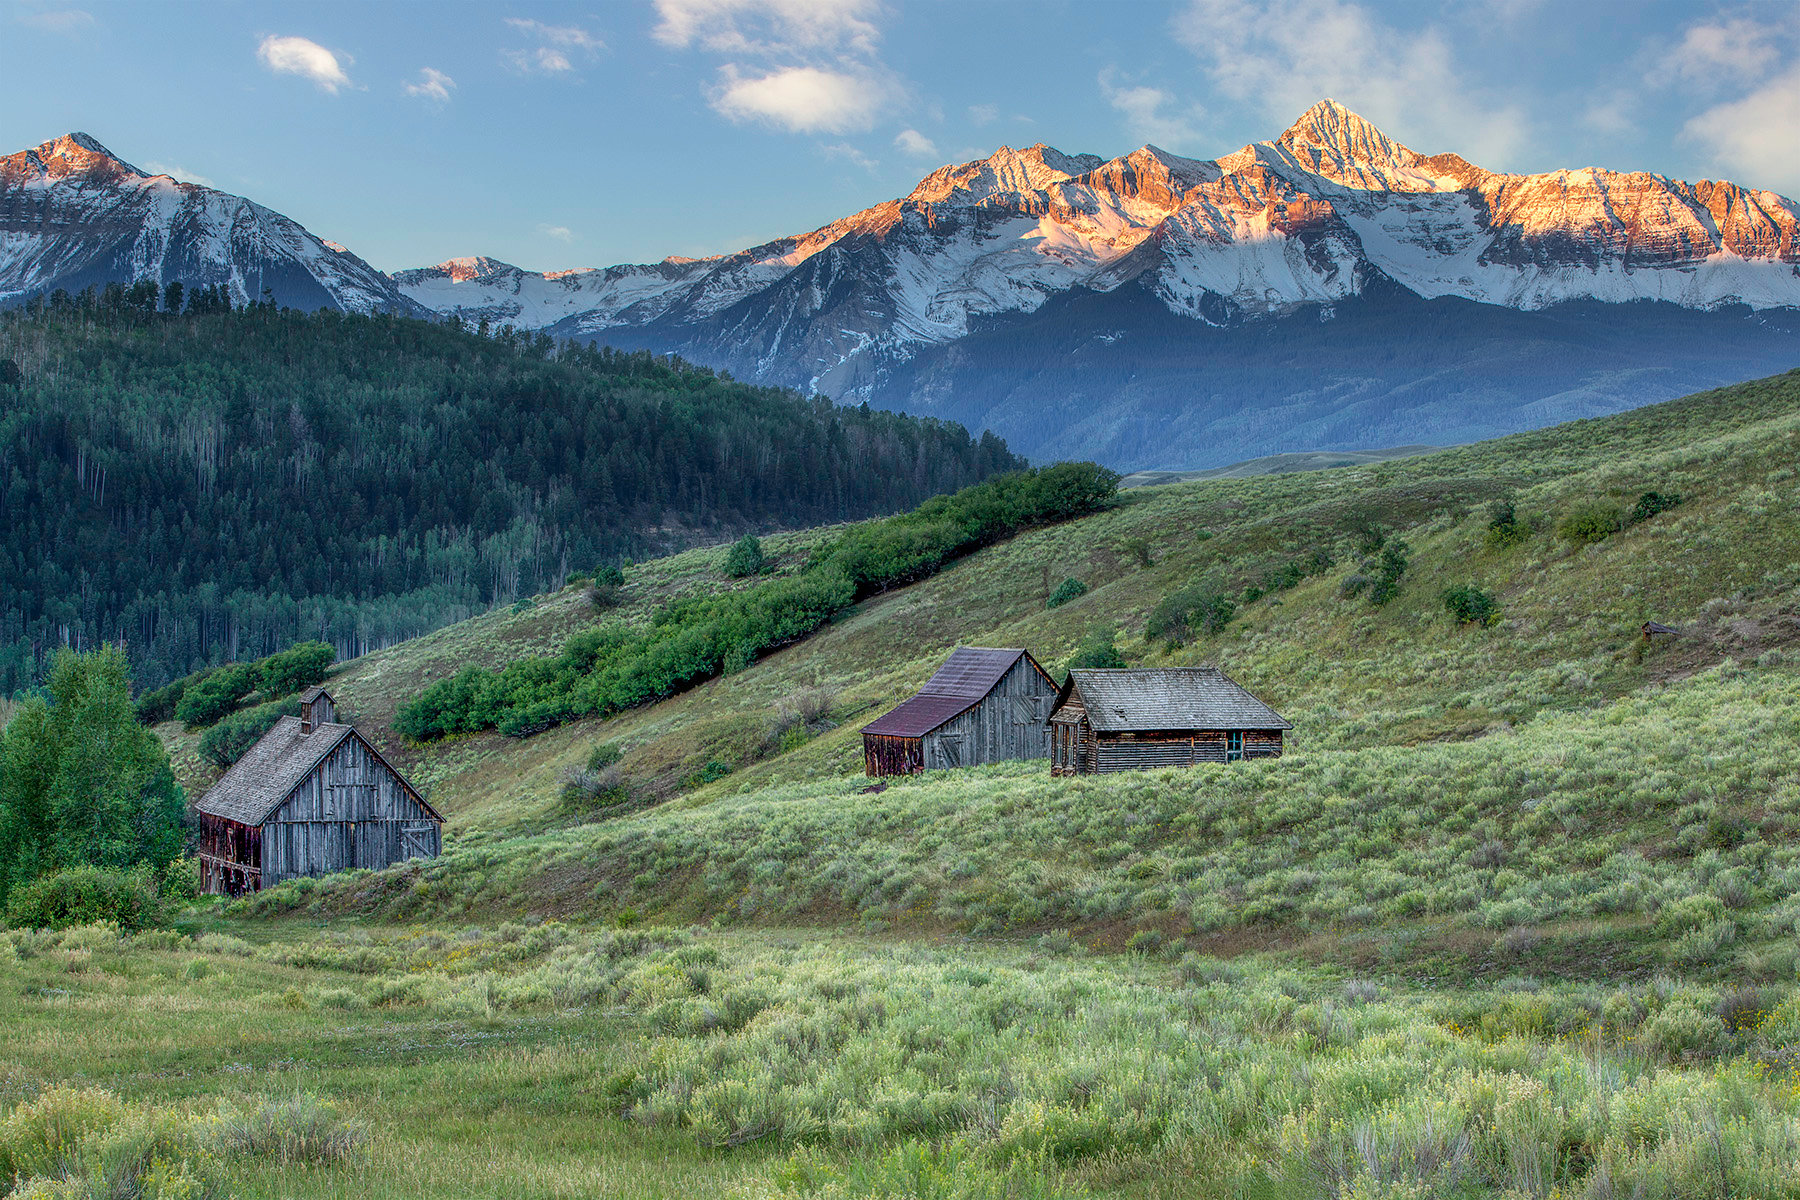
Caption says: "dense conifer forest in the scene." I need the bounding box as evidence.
[0,295,1021,693]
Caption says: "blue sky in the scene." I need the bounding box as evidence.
[5,0,1798,273]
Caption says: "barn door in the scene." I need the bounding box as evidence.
[938,734,964,768]
[401,823,435,860]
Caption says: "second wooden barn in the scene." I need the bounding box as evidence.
[1048,666,1291,775]
[862,647,1058,776]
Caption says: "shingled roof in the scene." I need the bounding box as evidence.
[1060,667,1290,733]
[862,647,1050,738]
[194,716,355,826]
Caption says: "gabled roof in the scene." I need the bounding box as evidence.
[1056,667,1291,732]
[195,716,441,827]
[298,686,330,704]
[862,647,1051,738]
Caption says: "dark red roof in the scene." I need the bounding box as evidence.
[862,647,1043,738]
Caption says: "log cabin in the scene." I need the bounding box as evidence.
[1048,667,1290,775]
[194,687,441,895]
[862,647,1058,776]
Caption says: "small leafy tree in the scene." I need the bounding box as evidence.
[1147,586,1236,646]
[1046,578,1088,608]
[1442,584,1502,627]
[257,641,334,696]
[1367,539,1411,606]
[594,564,626,588]
[1121,537,1155,568]
[723,535,767,578]
[0,646,186,908]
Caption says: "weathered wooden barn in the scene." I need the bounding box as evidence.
[194,687,441,895]
[862,647,1058,776]
[1048,667,1290,775]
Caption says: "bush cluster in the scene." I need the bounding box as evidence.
[1146,586,1235,647]
[396,463,1117,740]
[1341,538,1410,606]
[198,697,302,768]
[1442,584,1502,627]
[1045,578,1087,609]
[144,640,334,728]
[723,535,767,578]
[4,865,163,932]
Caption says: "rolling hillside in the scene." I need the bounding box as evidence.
[100,365,1800,1200]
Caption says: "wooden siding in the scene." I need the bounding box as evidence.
[863,734,924,777]
[1058,728,1284,774]
[260,733,440,886]
[197,813,262,895]
[919,656,1056,770]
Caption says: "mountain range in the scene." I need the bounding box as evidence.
[4,101,1799,469]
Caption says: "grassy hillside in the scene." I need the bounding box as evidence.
[21,367,1800,1200]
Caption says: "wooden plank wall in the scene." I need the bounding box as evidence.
[864,734,924,777]
[261,735,440,885]
[1085,729,1284,773]
[920,657,1056,770]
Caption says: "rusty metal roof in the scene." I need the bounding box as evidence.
[1058,667,1291,733]
[862,647,1045,738]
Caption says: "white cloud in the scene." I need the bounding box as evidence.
[538,223,576,243]
[1662,17,1781,86]
[652,0,880,56]
[404,67,455,104]
[967,103,999,126]
[1098,69,1207,150]
[823,142,878,170]
[14,4,94,33]
[893,128,937,157]
[1683,62,1800,194]
[504,18,603,75]
[1581,97,1635,138]
[143,161,218,188]
[1171,0,1527,167]
[714,64,891,134]
[256,34,353,94]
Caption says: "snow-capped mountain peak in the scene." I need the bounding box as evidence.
[7,132,148,185]
[907,143,1106,206]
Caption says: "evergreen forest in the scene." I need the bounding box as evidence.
[0,297,1021,693]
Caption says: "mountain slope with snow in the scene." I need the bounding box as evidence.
[0,133,413,312]
[396,101,1800,467]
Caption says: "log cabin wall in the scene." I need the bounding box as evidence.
[260,733,440,886]
[863,734,924,776]
[919,656,1056,770]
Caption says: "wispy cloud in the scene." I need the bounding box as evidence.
[652,0,880,56]
[1683,63,1800,194]
[13,4,95,34]
[538,223,576,243]
[714,64,894,134]
[893,128,937,157]
[1172,0,1527,167]
[143,161,218,188]
[823,141,878,171]
[256,34,353,94]
[656,0,905,138]
[404,67,455,104]
[504,18,603,75]
[1098,69,1207,151]
[1661,17,1781,87]
[966,103,999,126]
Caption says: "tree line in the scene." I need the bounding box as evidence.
[0,298,1023,694]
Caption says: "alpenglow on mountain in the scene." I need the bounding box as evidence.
[4,104,1800,468]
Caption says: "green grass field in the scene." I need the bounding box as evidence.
[14,368,1800,1198]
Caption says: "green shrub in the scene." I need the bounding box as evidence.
[5,866,163,932]
[1046,578,1087,609]
[1442,584,1501,627]
[1121,537,1154,568]
[1146,586,1234,646]
[134,668,211,725]
[724,535,767,578]
[1629,490,1683,523]
[1066,627,1126,672]
[1485,498,1529,548]
[256,640,335,696]
[588,742,625,772]
[214,1094,366,1165]
[1366,539,1410,606]
[199,697,300,767]
[594,564,626,588]
[174,662,258,727]
[1559,502,1624,544]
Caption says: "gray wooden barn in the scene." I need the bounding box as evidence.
[1049,667,1290,775]
[194,687,442,895]
[862,647,1058,776]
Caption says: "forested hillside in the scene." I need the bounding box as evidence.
[0,298,1020,692]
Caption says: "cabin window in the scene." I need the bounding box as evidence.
[1227,731,1243,762]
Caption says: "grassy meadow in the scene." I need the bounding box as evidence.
[11,368,1800,1197]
